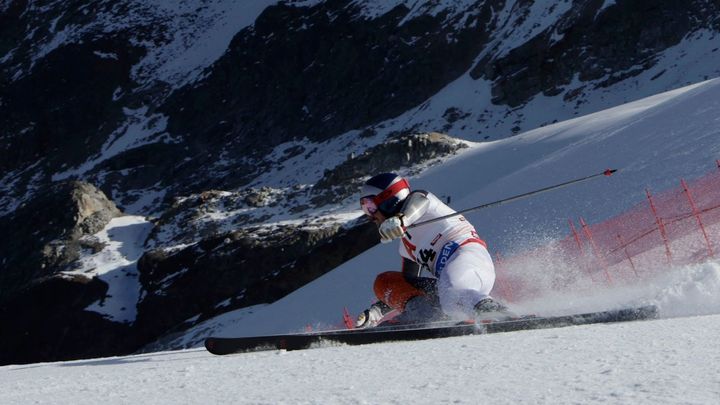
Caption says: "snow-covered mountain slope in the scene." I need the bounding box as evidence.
[159,78,720,346]
[2,0,275,90]
[3,0,720,216]
[61,215,153,323]
[2,311,719,404]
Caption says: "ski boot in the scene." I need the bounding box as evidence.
[474,298,516,322]
[389,295,446,326]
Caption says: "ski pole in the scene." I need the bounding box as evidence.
[408,169,618,229]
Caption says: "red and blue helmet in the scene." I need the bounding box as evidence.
[360,173,410,217]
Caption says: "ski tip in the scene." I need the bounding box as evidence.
[204,338,229,355]
[204,338,216,353]
[604,168,618,176]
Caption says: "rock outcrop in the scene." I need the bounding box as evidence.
[312,132,468,206]
[134,219,379,344]
[0,181,129,365]
[0,181,121,301]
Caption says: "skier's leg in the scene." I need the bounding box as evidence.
[373,272,444,323]
[373,271,425,311]
[437,243,498,319]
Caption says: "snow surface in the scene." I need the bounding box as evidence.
[7,78,720,403]
[1,311,719,404]
[62,216,153,323]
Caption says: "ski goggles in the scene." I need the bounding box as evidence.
[360,196,378,217]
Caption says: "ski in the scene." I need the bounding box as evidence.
[204,305,657,355]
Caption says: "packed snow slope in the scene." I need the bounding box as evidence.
[159,78,720,346]
[1,307,719,404]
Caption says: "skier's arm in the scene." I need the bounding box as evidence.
[378,191,430,242]
[397,191,430,226]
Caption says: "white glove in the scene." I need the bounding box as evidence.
[355,305,383,329]
[378,215,405,243]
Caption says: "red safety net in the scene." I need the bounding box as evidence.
[492,166,720,302]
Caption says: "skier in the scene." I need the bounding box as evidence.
[356,173,512,328]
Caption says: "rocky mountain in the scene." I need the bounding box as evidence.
[2,0,720,364]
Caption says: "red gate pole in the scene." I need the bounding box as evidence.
[342,308,354,329]
[681,179,715,259]
[579,217,612,284]
[646,189,673,264]
[569,218,594,281]
[616,233,639,278]
[569,219,584,254]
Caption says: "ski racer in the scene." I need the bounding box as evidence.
[356,173,512,328]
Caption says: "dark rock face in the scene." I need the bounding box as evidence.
[134,219,379,344]
[0,181,128,365]
[0,177,380,365]
[0,1,152,172]
[1,40,141,174]
[0,274,135,365]
[476,0,720,107]
[164,2,490,145]
[156,0,497,197]
[0,181,121,302]
[0,1,172,213]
